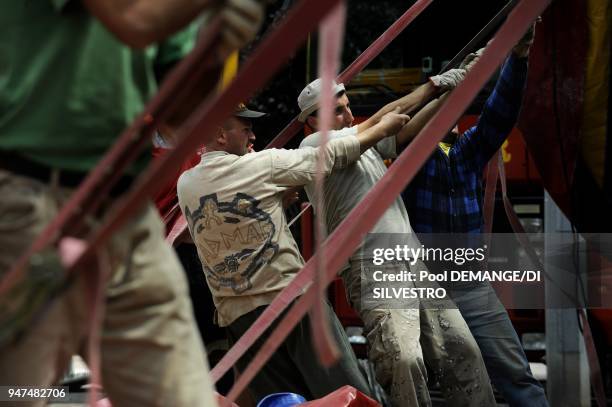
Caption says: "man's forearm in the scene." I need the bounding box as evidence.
[356,111,410,153]
[358,82,437,133]
[466,53,529,164]
[480,54,528,134]
[395,92,450,147]
[356,122,394,153]
[83,0,215,48]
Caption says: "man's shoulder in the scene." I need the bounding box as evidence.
[299,134,319,149]
[202,150,275,174]
[299,125,358,149]
[177,167,197,195]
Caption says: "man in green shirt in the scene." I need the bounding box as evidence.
[0,0,263,405]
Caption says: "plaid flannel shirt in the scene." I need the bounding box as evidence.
[402,53,528,233]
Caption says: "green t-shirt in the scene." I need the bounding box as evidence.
[0,1,196,173]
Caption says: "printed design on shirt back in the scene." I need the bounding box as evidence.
[183,192,279,294]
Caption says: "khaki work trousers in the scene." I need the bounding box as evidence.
[0,170,216,407]
[343,259,496,407]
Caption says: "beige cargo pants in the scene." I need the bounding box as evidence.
[0,170,216,406]
[343,259,496,407]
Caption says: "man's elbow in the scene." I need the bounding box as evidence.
[113,11,160,49]
[83,1,162,49]
[111,32,153,49]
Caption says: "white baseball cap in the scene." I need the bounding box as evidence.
[297,78,346,122]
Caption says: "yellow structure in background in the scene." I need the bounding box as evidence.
[349,67,422,94]
[581,0,610,187]
[220,51,239,89]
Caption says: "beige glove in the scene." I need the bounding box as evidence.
[429,68,467,92]
[220,0,265,53]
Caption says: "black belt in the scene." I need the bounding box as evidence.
[0,151,133,198]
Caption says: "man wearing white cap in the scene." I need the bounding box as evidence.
[177,104,410,401]
[297,70,496,406]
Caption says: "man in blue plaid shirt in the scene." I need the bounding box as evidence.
[400,24,549,407]
[402,52,525,234]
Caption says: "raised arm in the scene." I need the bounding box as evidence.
[357,82,437,133]
[357,68,467,139]
[395,92,451,147]
[457,59,530,168]
[455,23,536,168]
[356,110,411,153]
[272,110,409,187]
[83,0,263,49]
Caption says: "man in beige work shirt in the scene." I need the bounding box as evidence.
[177,104,410,401]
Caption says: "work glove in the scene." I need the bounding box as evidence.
[429,68,467,92]
[220,0,265,53]
[459,47,484,71]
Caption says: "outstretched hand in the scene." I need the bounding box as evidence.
[218,0,265,57]
[459,48,484,72]
[379,107,411,136]
[513,18,540,58]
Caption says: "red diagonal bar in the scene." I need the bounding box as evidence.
[265,0,433,150]
[68,0,343,271]
[309,1,347,367]
[221,0,550,400]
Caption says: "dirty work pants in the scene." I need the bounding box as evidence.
[0,170,216,407]
[343,259,496,407]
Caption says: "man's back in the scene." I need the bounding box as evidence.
[178,150,304,326]
[178,131,364,325]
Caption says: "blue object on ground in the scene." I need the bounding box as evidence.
[256,392,307,407]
